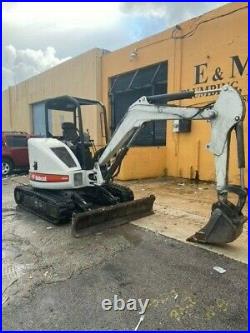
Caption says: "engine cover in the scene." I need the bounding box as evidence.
[28,138,102,190]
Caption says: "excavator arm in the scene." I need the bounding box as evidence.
[97,85,247,244]
[99,85,245,192]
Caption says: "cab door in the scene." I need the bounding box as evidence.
[32,102,52,136]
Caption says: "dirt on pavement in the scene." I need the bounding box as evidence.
[129,177,248,263]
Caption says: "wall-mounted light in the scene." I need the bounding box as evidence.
[129,49,138,61]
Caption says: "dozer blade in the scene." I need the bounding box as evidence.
[187,201,247,245]
[71,195,155,237]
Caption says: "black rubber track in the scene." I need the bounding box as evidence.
[14,183,135,225]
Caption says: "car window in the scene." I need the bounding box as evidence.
[6,136,28,148]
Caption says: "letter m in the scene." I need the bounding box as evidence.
[231,56,248,78]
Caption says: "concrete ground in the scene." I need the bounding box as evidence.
[130,178,248,264]
[2,175,248,330]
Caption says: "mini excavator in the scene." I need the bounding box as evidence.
[14,85,247,244]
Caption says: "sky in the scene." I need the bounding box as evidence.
[2,2,228,90]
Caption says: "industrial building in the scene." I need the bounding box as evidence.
[2,2,248,183]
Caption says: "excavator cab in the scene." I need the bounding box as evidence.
[44,96,109,170]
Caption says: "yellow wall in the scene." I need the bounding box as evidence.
[2,48,106,148]
[118,147,167,180]
[2,89,12,130]
[102,2,248,184]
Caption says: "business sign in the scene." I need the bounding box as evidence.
[191,55,248,99]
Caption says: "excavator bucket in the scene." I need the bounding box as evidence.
[71,195,155,237]
[187,187,247,244]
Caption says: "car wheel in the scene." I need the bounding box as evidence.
[2,158,13,176]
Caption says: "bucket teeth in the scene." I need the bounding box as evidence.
[71,195,155,237]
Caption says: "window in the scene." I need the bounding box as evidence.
[110,62,168,146]
[32,102,52,136]
[6,136,28,148]
[51,147,77,168]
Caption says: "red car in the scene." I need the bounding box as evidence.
[2,132,30,176]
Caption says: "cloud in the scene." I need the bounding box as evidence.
[2,2,121,31]
[120,2,228,24]
[2,2,228,89]
[2,2,130,76]
[3,45,71,89]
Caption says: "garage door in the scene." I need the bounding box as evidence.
[110,62,168,146]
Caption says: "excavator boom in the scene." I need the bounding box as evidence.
[93,85,247,244]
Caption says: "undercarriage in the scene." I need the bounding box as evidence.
[14,183,155,236]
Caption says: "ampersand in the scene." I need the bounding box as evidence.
[212,67,223,81]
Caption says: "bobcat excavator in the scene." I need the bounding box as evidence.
[14,85,247,244]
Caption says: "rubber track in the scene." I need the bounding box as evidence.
[14,186,75,225]
[103,183,134,202]
[14,183,135,225]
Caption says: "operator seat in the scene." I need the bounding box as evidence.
[61,122,94,170]
[62,122,79,143]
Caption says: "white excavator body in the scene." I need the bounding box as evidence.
[28,138,104,189]
[14,85,247,243]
